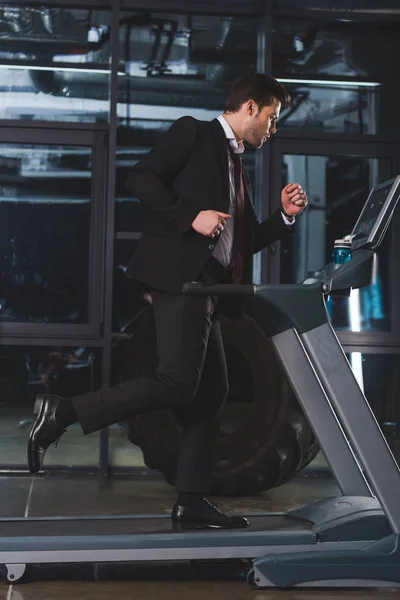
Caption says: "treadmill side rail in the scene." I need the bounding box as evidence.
[288,496,391,542]
[301,323,400,535]
[250,534,400,589]
[270,329,372,497]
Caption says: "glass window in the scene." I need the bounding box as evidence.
[0,345,102,467]
[117,13,257,113]
[0,143,93,324]
[272,14,400,134]
[280,154,392,332]
[278,83,378,134]
[115,12,258,233]
[348,352,400,466]
[273,15,376,80]
[0,6,111,122]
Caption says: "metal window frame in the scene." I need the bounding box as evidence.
[120,0,261,15]
[2,0,399,18]
[0,126,108,342]
[273,6,400,22]
[252,0,273,284]
[0,0,114,6]
[98,0,121,476]
[0,0,262,14]
[0,0,121,476]
[0,121,108,133]
[275,0,400,11]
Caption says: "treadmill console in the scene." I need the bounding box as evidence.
[349,175,400,251]
[304,175,400,294]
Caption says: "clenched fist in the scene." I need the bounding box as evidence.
[281,183,308,217]
[192,210,231,238]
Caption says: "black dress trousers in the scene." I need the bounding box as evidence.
[71,261,229,493]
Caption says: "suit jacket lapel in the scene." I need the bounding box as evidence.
[210,119,230,213]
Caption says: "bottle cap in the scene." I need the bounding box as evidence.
[334,238,352,249]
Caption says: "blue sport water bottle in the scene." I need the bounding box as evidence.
[332,238,352,264]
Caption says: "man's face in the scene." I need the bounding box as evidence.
[243,98,281,148]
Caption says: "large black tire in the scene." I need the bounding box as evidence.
[116,301,319,496]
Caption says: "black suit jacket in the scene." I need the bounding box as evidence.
[125,116,292,294]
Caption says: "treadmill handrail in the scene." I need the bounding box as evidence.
[183,282,327,334]
[182,283,256,297]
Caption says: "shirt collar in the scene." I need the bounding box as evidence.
[217,115,245,154]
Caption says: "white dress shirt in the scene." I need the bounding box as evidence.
[213,114,294,268]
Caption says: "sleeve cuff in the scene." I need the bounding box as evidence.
[281,211,295,226]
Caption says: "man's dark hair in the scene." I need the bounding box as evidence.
[224,72,291,113]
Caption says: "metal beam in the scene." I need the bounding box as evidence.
[98,0,121,477]
[121,0,262,15]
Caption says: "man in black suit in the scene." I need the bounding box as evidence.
[28,73,308,529]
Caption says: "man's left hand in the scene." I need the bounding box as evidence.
[281,183,308,217]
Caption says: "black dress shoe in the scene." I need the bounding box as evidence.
[171,498,249,530]
[28,394,66,474]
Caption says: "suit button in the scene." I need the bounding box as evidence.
[208,244,215,250]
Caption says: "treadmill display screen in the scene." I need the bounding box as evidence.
[350,176,400,250]
[352,185,391,238]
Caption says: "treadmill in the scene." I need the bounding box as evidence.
[1,175,400,587]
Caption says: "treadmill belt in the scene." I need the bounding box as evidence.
[0,514,312,537]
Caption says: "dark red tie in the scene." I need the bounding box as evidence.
[228,144,245,284]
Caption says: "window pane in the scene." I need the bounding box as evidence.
[280,154,392,332]
[279,83,378,134]
[118,13,257,113]
[348,353,400,466]
[272,14,400,134]
[0,6,111,122]
[0,143,92,324]
[115,12,258,233]
[0,345,101,467]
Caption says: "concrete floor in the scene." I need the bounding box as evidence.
[0,474,399,599]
